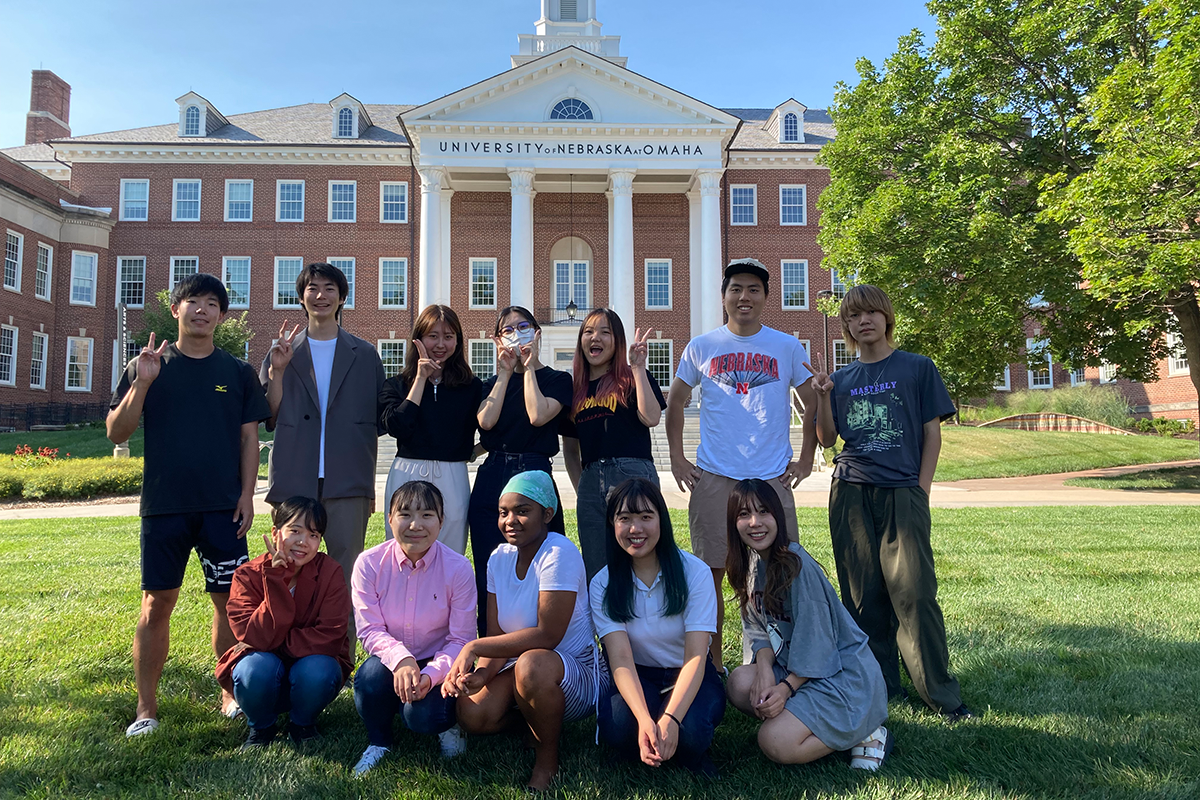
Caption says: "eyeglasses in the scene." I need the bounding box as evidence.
[499,321,534,336]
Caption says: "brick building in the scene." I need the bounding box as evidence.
[1,0,1194,425]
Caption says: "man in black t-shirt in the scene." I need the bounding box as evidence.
[109,273,270,738]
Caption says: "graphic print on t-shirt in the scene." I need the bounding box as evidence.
[844,379,904,453]
[707,351,780,395]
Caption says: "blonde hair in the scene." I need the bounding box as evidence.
[839,285,896,355]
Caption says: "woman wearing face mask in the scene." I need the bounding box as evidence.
[561,308,665,581]
[467,306,572,634]
[380,305,483,555]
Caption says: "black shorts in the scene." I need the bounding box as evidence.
[140,510,248,593]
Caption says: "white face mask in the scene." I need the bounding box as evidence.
[502,328,536,349]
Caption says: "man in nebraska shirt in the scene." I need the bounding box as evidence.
[665,258,818,673]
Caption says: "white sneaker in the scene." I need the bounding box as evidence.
[438,724,466,758]
[353,745,390,777]
[125,718,159,737]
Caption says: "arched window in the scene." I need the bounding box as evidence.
[782,112,799,142]
[550,98,593,120]
[337,107,355,138]
[184,106,201,136]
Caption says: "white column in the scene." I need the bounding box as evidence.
[439,189,454,305]
[417,166,445,312]
[697,169,724,334]
[606,190,614,309]
[609,168,636,331]
[508,168,536,309]
[687,188,701,340]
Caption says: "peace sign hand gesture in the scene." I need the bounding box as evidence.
[493,336,518,377]
[133,332,170,388]
[803,352,834,398]
[628,327,652,370]
[262,530,292,571]
[413,340,442,382]
[269,321,301,375]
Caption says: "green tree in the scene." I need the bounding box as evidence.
[132,289,255,360]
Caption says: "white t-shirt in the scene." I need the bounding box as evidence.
[486,532,594,658]
[307,336,337,479]
[590,550,717,669]
[675,325,812,479]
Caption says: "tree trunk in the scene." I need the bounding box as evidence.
[1168,288,1200,456]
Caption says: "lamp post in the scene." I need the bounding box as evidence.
[816,289,834,368]
[565,298,578,323]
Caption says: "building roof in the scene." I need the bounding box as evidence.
[0,142,63,164]
[53,103,415,147]
[723,108,835,150]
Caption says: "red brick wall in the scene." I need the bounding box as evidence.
[450,191,511,340]
[632,193,690,369]
[26,70,71,146]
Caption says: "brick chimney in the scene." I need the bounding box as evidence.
[26,70,71,145]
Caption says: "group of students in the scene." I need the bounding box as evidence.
[108,256,971,791]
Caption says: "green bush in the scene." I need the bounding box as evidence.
[1129,417,1196,437]
[0,458,142,500]
[963,385,1132,428]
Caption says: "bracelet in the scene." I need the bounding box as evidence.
[780,679,799,698]
[662,711,683,729]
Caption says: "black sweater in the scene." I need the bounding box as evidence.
[379,374,483,462]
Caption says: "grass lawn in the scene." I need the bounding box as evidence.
[1,508,1198,799]
[1064,466,1200,491]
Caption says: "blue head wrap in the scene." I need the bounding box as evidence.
[501,470,558,515]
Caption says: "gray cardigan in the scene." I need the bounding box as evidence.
[259,327,385,503]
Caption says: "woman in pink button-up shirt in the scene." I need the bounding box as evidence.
[349,480,477,776]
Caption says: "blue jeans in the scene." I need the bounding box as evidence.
[577,457,660,582]
[231,652,342,730]
[354,655,457,747]
[598,654,727,769]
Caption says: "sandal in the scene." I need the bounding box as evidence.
[849,725,892,771]
[125,718,159,737]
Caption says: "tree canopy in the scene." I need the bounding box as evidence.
[132,289,255,361]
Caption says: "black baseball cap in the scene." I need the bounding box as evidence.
[723,257,770,289]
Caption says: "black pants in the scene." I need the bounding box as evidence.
[467,452,566,635]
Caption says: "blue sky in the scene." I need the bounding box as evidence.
[0,0,936,148]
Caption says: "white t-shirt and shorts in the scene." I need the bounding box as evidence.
[674,325,813,567]
[486,532,600,721]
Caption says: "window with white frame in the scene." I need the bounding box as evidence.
[170,257,198,289]
[470,339,496,380]
[274,257,303,308]
[328,181,356,222]
[117,257,146,307]
[378,340,406,376]
[327,257,355,308]
[553,260,590,312]
[380,182,408,223]
[224,180,253,221]
[70,251,96,306]
[1099,362,1118,383]
[782,112,800,142]
[730,185,757,225]
[337,107,355,138]
[833,339,854,370]
[994,365,1011,391]
[111,339,141,391]
[830,268,848,300]
[1027,338,1053,389]
[66,336,92,391]
[798,339,812,362]
[30,331,48,390]
[276,181,305,222]
[1167,333,1189,375]
[35,243,51,300]
[223,257,251,309]
[780,185,807,225]
[645,259,671,310]
[470,258,497,309]
[781,260,808,309]
[183,106,201,136]
[646,340,673,386]
[0,325,15,386]
[4,231,21,291]
[120,179,149,221]
[172,179,201,221]
[379,258,407,308]
[1069,367,1086,386]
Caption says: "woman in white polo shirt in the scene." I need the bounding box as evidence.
[590,478,726,777]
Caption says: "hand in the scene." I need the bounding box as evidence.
[802,353,834,399]
[628,327,652,369]
[750,664,777,712]
[413,340,442,383]
[656,715,680,761]
[269,322,301,375]
[233,492,254,539]
[442,642,477,696]
[263,530,291,570]
[493,337,518,377]
[670,455,701,492]
[518,329,542,369]
[779,459,811,488]
[133,332,170,387]
[637,717,663,767]
[754,682,791,720]
[393,658,432,703]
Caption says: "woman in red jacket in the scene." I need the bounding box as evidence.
[215,497,353,749]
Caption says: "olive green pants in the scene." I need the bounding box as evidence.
[828,478,962,713]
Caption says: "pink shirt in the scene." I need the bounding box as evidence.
[351,538,477,685]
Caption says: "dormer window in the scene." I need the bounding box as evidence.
[550,98,593,120]
[183,106,201,137]
[176,92,228,138]
[329,93,371,139]
[768,99,806,144]
[337,107,355,138]
[782,112,799,142]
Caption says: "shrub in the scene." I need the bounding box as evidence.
[0,458,142,500]
[964,385,1132,428]
[1129,417,1196,437]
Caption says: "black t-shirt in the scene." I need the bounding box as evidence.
[560,377,667,467]
[478,366,573,457]
[379,374,483,462]
[830,350,956,487]
[110,344,270,516]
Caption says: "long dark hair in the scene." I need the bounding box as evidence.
[401,304,473,388]
[571,308,634,419]
[603,478,688,623]
[725,479,801,618]
[493,305,540,337]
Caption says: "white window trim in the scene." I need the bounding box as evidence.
[469,257,498,310]
[0,324,17,386]
[274,256,304,310]
[377,257,408,310]
[780,258,809,310]
[69,250,97,307]
[114,255,147,309]
[994,365,1011,392]
[65,336,93,392]
[832,338,854,370]
[169,256,200,290]
[223,179,254,222]
[222,256,252,310]
[468,338,497,379]
[782,112,800,143]
[1167,334,1189,376]
[376,339,407,375]
[333,105,358,139]
[30,331,48,390]
[779,184,808,226]
[327,180,357,223]
[35,242,52,301]
[181,105,203,137]
[119,179,149,222]
[1026,338,1053,390]
[325,257,356,309]
[551,259,593,311]
[4,229,23,292]
[730,184,757,226]
[171,178,202,222]
[646,339,675,386]
[1069,367,1087,386]
[379,181,409,223]
[275,180,305,223]
[1099,361,1118,384]
[643,258,672,311]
